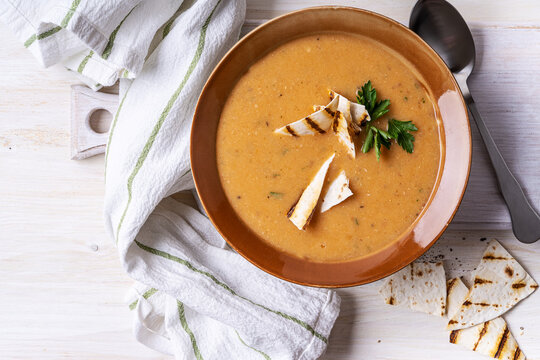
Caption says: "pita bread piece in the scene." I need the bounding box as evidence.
[320,170,353,213]
[309,92,358,157]
[287,153,335,230]
[447,240,538,330]
[349,101,370,132]
[331,110,355,158]
[379,261,446,317]
[446,277,469,319]
[447,278,526,360]
[450,318,525,360]
[329,90,371,134]
[275,96,338,136]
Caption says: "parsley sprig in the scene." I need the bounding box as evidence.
[388,119,418,154]
[357,81,390,120]
[357,81,418,160]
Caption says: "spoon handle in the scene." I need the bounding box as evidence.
[465,95,540,243]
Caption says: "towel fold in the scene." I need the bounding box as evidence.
[1,0,179,88]
[1,0,341,358]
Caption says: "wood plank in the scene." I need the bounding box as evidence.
[453,28,540,226]
[245,0,540,27]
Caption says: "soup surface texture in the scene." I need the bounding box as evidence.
[216,33,441,263]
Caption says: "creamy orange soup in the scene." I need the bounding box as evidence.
[216,33,441,263]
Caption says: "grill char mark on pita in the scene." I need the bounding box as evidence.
[447,278,458,297]
[332,111,340,133]
[304,116,325,134]
[450,330,460,344]
[473,322,490,351]
[463,301,500,308]
[475,277,494,285]
[493,326,509,359]
[286,125,298,137]
[324,107,335,117]
[483,255,510,261]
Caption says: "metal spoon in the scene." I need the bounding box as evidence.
[410,0,540,243]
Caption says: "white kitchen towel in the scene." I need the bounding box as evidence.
[0,0,180,89]
[1,0,342,359]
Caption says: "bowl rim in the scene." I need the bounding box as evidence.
[191,5,472,288]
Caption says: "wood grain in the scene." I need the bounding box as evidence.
[244,0,540,27]
[453,28,540,227]
[1,1,540,359]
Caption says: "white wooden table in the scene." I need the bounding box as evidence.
[1,1,540,359]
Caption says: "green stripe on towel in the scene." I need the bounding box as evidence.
[24,0,82,48]
[162,18,175,38]
[163,2,189,39]
[101,5,137,60]
[77,50,93,73]
[114,0,222,242]
[134,240,328,344]
[236,331,271,360]
[128,287,158,310]
[24,34,37,48]
[37,26,61,39]
[60,0,81,27]
[178,301,204,360]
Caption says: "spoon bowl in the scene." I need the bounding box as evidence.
[410,0,475,74]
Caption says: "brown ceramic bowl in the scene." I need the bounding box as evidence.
[191,6,471,287]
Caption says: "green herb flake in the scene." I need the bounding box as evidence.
[268,192,283,199]
[353,217,359,225]
[272,173,281,178]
